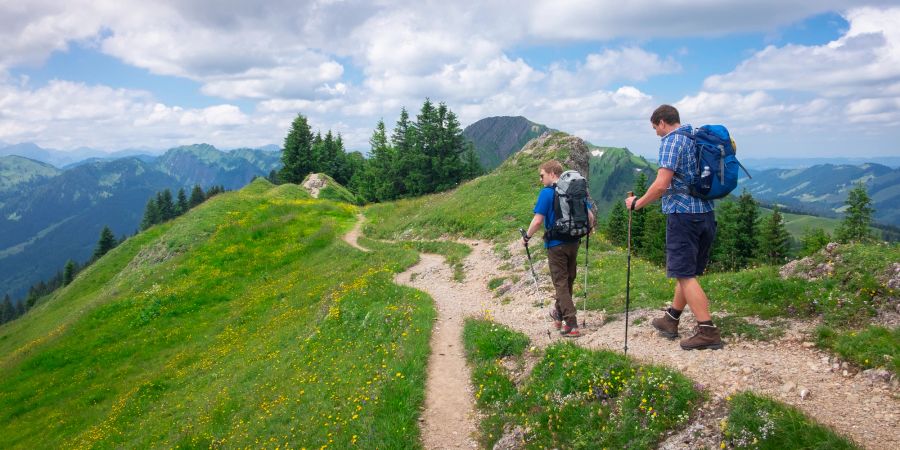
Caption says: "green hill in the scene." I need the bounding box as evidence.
[587,146,656,217]
[0,178,433,448]
[0,155,61,193]
[463,116,552,171]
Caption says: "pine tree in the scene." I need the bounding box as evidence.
[63,260,76,286]
[758,207,791,264]
[710,199,740,271]
[175,188,189,216]
[157,189,175,221]
[639,206,667,266]
[279,113,314,184]
[363,119,396,202]
[189,184,205,207]
[393,108,420,198]
[1,294,13,324]
[604,201,628,247]
[800,227,831,256]
[836,182,875,243]
[460,142,483,180]
[26,286,40,309]
[267,170,280,185]
[93,226,117,260]
[141,198,160,230]
[733,190,759,269]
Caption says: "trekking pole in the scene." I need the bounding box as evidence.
[625,191,634,357]
[582,231,589,328]
[519,228,539,290]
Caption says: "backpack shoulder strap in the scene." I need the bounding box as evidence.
[665,129,696,197]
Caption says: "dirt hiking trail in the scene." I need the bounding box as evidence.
[343,219,899,449]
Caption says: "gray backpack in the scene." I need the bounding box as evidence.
[548,170,591,240]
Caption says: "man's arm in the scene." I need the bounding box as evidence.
[525,214,544,242]
[626,168,674,210]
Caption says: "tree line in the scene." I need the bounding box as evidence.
[602,178,876,271]
[275,98,482,202]
[2,184,226,325]
[141,184,224,230]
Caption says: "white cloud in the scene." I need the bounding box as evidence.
[0,80,271,150]
[2,1,899,157]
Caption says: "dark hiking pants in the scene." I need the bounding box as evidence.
[548,241,579,327]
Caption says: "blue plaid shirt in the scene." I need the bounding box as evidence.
[658,124,713,214]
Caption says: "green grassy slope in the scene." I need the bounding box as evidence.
[0,178,433,448]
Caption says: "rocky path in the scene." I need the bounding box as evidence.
[343,217,899,449]
[396,253,480,449]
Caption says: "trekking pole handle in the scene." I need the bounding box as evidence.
[627,191,636,210]
[519,227,530,242]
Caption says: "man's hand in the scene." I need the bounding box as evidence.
[625,196,638,210]
[519,227,531,246]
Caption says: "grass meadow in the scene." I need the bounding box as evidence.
[0,178,434,448]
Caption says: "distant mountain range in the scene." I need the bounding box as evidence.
[743,157,900,170]
[0,145,282,300]
[463,116,552,171]
[0,143,161,168]
[739,163,900,226]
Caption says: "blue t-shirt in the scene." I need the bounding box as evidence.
[533,186,567,248]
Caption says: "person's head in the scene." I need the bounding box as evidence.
[539,160,563,187]
[650,104,681,137]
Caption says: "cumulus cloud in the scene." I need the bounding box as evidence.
[689,7,900,133]
[0,80,273,150]
[2,1,899,156]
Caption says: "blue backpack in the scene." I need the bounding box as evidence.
[672,125,751,200]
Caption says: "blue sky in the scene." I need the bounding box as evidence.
[1,1,898,160]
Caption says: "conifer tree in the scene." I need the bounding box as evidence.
[836,182,875,243]
[190,184,205,207]
[175,188,189,216]
[640,206,667,266]
[362,119,396,202]
[734,190,760,268]
[63,260,76,286]
[141,198,160,230]
[460,142,483,180]
[93,226,117,260]
[758,207,791,264]
[1,294,13,324]
[393,107,419,197]
[279,113,314,184]
[26,285,40,309]
[604,201,628,247]
[710,199,740,271]
[157,189,175,221]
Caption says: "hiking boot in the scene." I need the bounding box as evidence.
[651,311,680,339]
[549,310,562,330]
[680,324,724,350]
[560,325,581,338]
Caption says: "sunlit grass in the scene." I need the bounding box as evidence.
[0,178,433,448]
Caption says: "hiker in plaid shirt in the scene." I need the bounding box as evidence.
[625,104,723,351]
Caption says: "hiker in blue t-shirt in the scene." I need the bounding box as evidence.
[522,160,595,337]
[625,105,723,350]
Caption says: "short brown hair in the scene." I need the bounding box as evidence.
[539,160,564,176]
[650,104,680,126]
